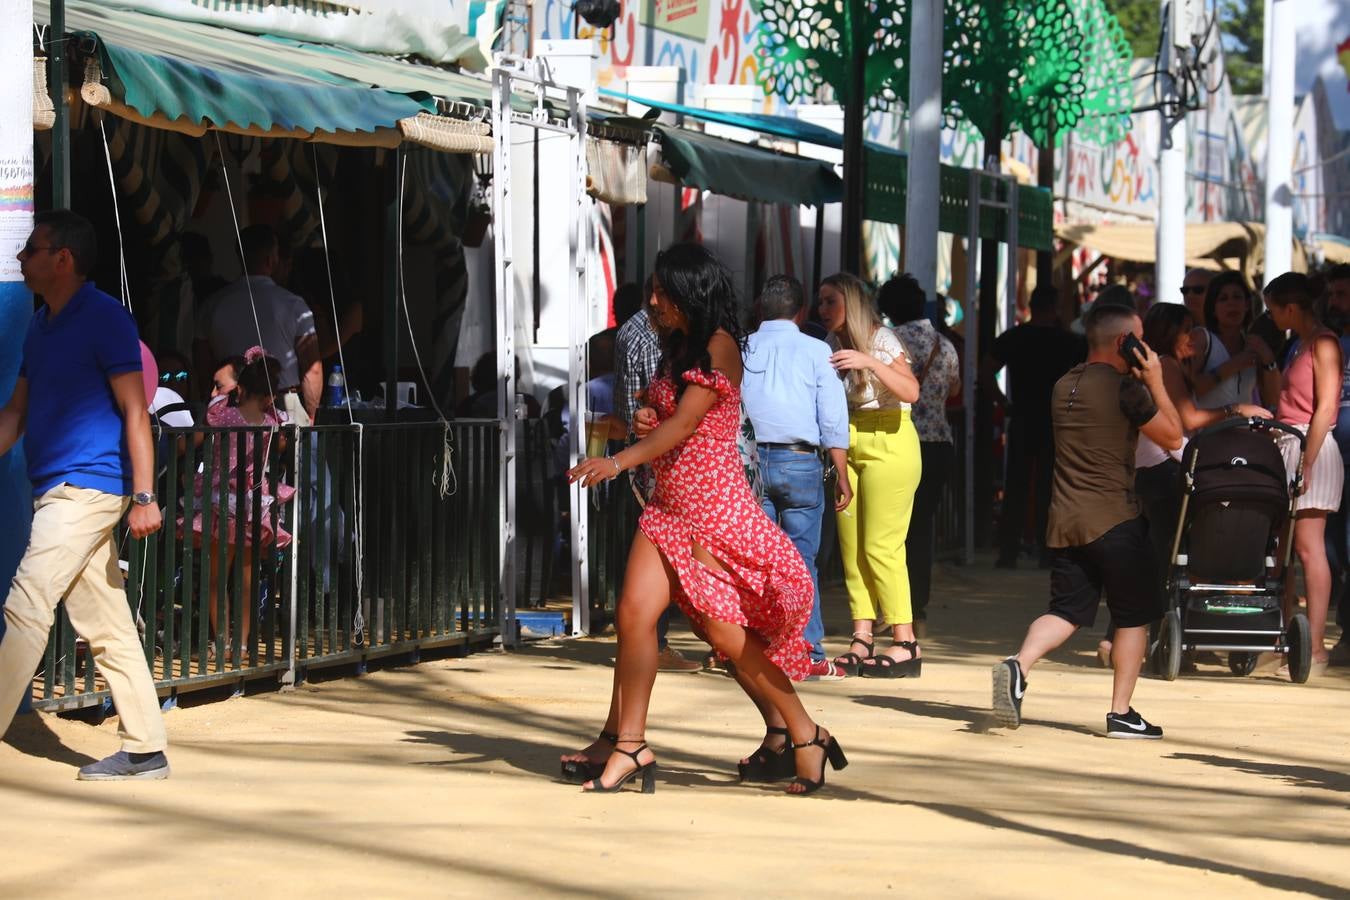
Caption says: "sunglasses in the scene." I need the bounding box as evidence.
[1180,285,1206,295]
[159,370,189,384]
[22,240,65,256]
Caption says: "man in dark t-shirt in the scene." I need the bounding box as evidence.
[985,286,1086,567]
[991,304,1182,739]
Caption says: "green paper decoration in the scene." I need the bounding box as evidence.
[750,0,1133,147]
[1063,0,1134,146]
[752,0,911,112]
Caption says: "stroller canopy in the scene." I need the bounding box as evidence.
[1184,427,1290,509]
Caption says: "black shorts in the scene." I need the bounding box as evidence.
[1047,517,1164,629]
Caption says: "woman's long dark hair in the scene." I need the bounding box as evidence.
[1203,271,1255,333]
[653,243,748,394]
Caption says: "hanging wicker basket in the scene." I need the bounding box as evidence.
[397,113,492,154]
[80,56,112,107]
[33,58,55,130]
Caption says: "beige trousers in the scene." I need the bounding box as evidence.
[0,484,167,753]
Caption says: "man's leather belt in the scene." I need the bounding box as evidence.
[759,441,820,453]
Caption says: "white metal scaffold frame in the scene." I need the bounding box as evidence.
[491,60,590,646]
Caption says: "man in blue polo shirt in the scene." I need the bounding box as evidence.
[0,210,169,780]
[743,275,852,680]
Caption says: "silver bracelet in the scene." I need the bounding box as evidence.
[607,455,621,474]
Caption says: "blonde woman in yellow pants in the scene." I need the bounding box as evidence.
[818,273,923,677]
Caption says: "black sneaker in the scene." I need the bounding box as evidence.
[991,657,1027,728]
[1105,708,1163,740]
[77,750,171,781]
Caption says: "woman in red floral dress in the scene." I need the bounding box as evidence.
[564,243,847,795]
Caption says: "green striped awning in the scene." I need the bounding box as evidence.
[34,0,498,140]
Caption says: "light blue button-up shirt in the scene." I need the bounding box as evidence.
[742,319,850,450]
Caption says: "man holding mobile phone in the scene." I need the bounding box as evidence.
[992,304,1182,739]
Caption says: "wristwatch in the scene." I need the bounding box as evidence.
[131,491,156,507]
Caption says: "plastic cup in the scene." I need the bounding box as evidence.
[585,413,609,458]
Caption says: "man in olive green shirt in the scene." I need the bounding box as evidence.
[992,304,1182,739]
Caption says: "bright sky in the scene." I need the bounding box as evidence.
[1297,0,1350,127]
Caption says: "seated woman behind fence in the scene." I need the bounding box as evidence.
[182,347,295,658]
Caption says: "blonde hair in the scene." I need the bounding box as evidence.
[822,272,883,402]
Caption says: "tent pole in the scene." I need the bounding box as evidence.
[49,0,69,208]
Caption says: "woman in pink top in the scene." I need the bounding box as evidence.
[1267,273,1343,672]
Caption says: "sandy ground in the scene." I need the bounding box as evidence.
[2,558,1348,899]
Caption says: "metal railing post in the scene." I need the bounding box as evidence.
[282,424,301,688]
[963,168,980,566]
[493,68,518,649]
[568,84,591,637]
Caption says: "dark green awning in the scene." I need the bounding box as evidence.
[604,88,1052,249]
[654,125,843,208]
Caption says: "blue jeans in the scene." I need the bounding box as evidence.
[758,447,826,661]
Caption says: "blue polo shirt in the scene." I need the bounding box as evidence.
[19,283,142,497]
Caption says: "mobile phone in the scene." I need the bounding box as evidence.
[1119,333,1146,370]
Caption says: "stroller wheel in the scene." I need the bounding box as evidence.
[1228,651,1258,677]
[1286,614,1313,684]
[1150,610,1182,681]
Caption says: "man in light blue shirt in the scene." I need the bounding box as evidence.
[743,276,852,679]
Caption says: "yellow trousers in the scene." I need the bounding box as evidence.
[837,409,922,625]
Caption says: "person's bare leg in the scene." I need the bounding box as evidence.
[833,619,875,667]
[1295,513,1332,663]
[880,621,920,661]
[1014,614,1078,672]
[560,667,622,769]
[1109,625,1147,714]
[207,545,225,661]
[702,616,829,793]
[732,664,787,763]
[239,544,254,651]
[583,534,671,789]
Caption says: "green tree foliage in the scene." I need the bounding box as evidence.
[1102,0,1160,59]
[1218,0,1263,95]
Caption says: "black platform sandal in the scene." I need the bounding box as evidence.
[786,726,848,796]
[859,640,921,678]
[832,634,875,676]
[737,726,794,783]
[560,730,617,783]
[583,740,657,794]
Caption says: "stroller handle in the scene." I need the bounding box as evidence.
[1191,416,1306,448]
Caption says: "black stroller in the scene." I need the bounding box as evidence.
[1149,417,1314,683]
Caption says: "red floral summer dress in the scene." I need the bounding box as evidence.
[640,368,814,680]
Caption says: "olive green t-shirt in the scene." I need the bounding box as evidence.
[1045,363,1158,549]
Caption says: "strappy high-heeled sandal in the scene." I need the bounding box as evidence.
[859,640,922,678]
[737,726,794,783]
[583,740,657,794]
[786,726,848,797]
[560,730,616,784]
[832,633,874,676]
